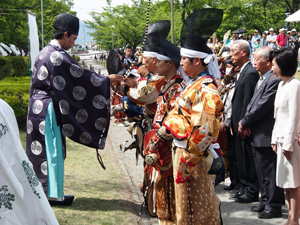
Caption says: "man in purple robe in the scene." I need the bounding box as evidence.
[26,13,123,205]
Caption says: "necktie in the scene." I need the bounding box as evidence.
[255,76,264,92]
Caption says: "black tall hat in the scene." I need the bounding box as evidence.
[143,20,171,56]
[147,20,170,38]
[180,8,223,54]
[157,37,181,65]
[52,13,80,35]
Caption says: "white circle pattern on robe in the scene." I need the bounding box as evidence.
[53,76,66,91]
[37,65,49,81]
[39,47,48,60]
[50,51,63,66]
[95,118,108,131]
[90,73,103,87]
[31,140,43,155]
[70,64,84,78]
[75,109,88,123]
[27,119,33,134]
[73,86,86,100]
[41,161,47,175]
[92,95,106,109]
[39,120,45,135]
[32,100,43,115]
[59,100,70,115]
[79,132,92,144]
[62,124,74,137]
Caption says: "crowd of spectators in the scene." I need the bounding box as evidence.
[209,27,300,71]
[209,28,300,52]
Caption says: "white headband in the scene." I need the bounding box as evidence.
[156,53,171,61]
[180,47,221,80]
[143,51,157,58]
[180,47,209,58]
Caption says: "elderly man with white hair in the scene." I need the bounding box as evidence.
[239,46,285,219]
[229,40,260,203]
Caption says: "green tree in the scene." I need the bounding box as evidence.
[0,0,74,53]
[181,0,297,40]
[149,0,182,45]
[88,0,182,50]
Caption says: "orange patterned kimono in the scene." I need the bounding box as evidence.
[163,70,223,225]
[145,74,186,224]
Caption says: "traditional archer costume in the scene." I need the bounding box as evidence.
[120,21,171,158]
[144,37,186,224]
[147,9,224,224]
[125,20,171,117]
[113,21,171,123]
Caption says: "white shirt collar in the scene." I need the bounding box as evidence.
[49,39,61,49]
[236,61,250,81]
[239,61,250,74]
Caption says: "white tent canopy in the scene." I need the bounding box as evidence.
[0,46,8,57]
[10,44,21,56]
[286,9,300,22]
[0,42,12,54]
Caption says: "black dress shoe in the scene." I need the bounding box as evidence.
[229,186,246,199]
[258,209,282,219]
[229,190,244,200]
[235,193,258,203]
[224,185,235,191]
[251,204,265,213]
[49,195,74,206]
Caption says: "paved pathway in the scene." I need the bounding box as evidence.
[108,122,288,225]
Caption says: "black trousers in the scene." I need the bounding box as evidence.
[233,133,259,194]
[226,127,238,188]
[252,146,285,213]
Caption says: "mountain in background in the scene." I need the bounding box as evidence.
[76,20,94,46]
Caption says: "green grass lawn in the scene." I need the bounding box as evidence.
[19,132,139,225]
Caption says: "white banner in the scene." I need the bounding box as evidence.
[27,12,39,74]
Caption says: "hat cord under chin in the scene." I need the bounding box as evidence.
[63,35,71,50]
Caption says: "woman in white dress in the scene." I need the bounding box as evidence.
[271,48,300,225]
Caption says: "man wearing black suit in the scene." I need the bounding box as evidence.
[230,40,260,203]
[239,46,285,219]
